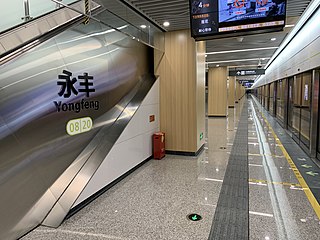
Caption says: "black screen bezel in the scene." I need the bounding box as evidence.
[189,0,287,40]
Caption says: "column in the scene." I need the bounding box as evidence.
[208,67,228,116]
[235,80,241,103]
[228,76,235,108]
[157,30,205,154]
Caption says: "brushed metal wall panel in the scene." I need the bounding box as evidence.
[0,18,154,240]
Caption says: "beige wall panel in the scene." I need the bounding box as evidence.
[208,67,228,116]
[196,41,206,150]
[270,82,274,100]
[241,86,245,99]
[228,76,235,107]
[158,30,201,152]
[264,84,269,109]
[265,84,269,98]
[270,82,275,112]
[236,82,246,102]
[235,80,241,102]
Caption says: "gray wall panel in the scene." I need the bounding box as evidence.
[0,18,154,240]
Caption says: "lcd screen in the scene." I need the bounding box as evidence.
[190,0,287,39]
[190,0,218,36]
[219,0,286,23]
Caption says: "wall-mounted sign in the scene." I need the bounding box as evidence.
[229,69,265,76]
[66,117,93,136]
[238,80,255,84]
[243,83,253,88]
[57,70,95,97]
[149,115,155,122]
[238,80,254,88]
[54,70,100,113]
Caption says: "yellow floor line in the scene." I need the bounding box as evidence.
[260,111,320,220]
[248,178,301,187]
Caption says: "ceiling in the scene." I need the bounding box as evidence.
[123,0,312,74]
[126,0,311,31]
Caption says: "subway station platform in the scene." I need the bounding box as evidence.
[22,96,320,240]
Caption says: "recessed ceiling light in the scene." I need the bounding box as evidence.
[163,21,170,27]
[216,64,220,67]
[271,38,276,41]
[140,25,147,29]
[205,54,207,57]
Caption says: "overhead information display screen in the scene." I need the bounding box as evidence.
[190,0,287,39]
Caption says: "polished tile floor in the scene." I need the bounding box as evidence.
[22,97,320,240]
[248,98,320,240]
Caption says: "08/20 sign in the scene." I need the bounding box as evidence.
[66,117,93,136]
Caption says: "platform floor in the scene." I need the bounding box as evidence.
[22,97,320,240]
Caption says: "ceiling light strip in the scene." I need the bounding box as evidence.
[206,46,278,55]
[228,64,265,68]
[207,58,270,64]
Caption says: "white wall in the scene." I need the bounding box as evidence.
[253,2,320,88]
[73,79,160,206]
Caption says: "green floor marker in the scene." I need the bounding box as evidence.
[301,164,312,169]
[188,213,202,221]
[306,171,319,177]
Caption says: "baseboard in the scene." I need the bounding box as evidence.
[208,115,227,118]
[166,144,205,156]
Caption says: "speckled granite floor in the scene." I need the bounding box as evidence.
[21,97,320,240]
[21,99,243,240]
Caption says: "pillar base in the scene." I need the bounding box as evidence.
[166,144,205,156]
[208,115,227,118]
